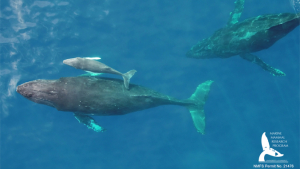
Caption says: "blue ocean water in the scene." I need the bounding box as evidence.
[0,0,299,168]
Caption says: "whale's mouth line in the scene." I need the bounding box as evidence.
[33,97,55,107]
[19,88,57,108]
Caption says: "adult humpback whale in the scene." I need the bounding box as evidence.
[16,77,213,134]
[187,0,300,76]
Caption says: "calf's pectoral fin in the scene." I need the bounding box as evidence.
[239,53,286,76]
[74,113,106,132]
[79,71,102,77]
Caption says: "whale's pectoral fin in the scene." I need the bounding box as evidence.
[227,0,245,26]
[79,71,102,77]
[239,53,286,76]
[74,113,106,132]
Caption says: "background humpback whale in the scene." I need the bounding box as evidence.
[186,0,300,76]
[16,77,213,134]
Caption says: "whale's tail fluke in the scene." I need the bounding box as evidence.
[186,80,213,134]
[122,70,137,90]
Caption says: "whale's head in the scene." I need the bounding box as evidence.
[16,79,59,107]
[186,38,215,59]
[63,57,84,69]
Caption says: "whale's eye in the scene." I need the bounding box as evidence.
[25,93,33,98]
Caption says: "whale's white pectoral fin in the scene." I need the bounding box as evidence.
[227,0,245,26]
[79,71,103,77]
[84,57,101,60]
[240,53,286,76]
[74,113,106,132]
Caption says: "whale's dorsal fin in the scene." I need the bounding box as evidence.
[227,0,245,26]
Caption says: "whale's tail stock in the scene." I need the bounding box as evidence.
[185,80,214,134]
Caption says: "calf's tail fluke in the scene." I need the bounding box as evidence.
[186,80,213,134]
[122,70,137,89]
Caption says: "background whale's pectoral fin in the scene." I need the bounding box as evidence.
[240,53,286,76]
[74,113,106,132]
[227,0,245,26]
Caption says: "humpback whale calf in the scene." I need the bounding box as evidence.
[63,57,136,89]
[187,0,300,76]
[16,77,213,134]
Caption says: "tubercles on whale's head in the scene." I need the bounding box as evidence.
[186,38,215,59]
[63,57,84,69]
[16,80,58,107]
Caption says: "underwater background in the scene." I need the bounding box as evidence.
[0,0,299,168]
